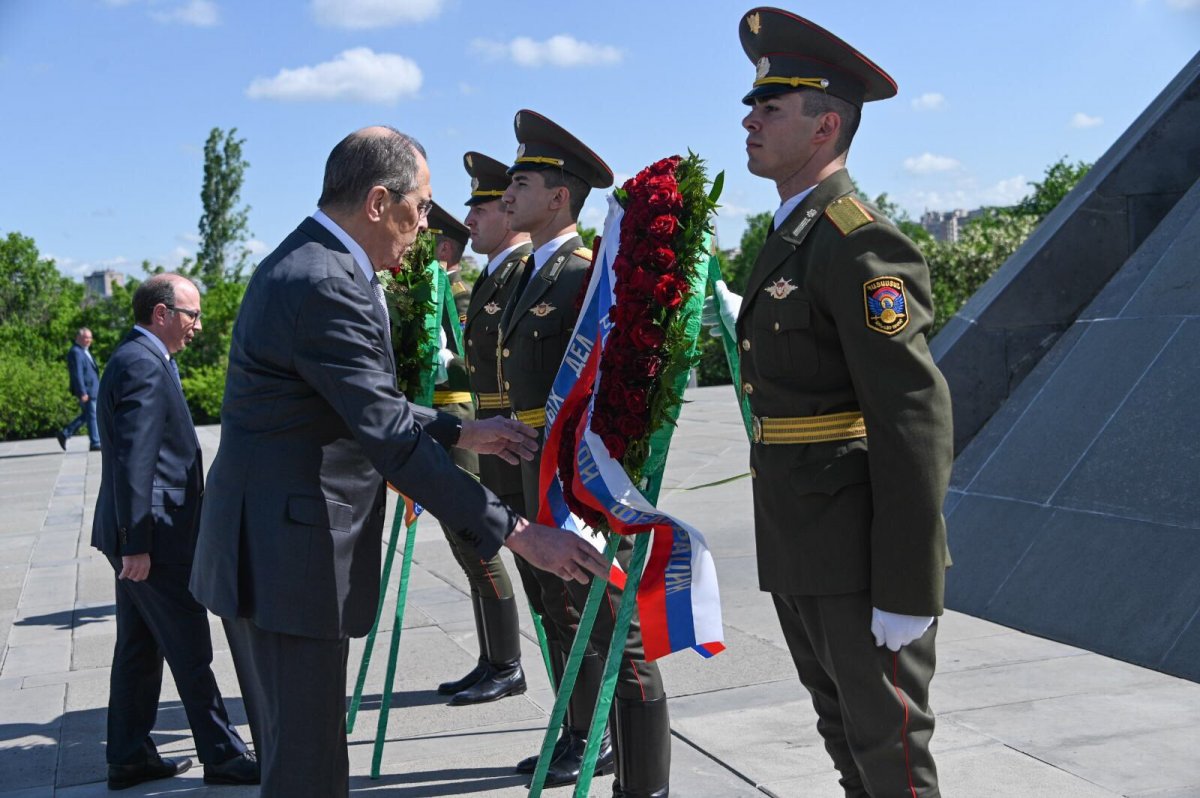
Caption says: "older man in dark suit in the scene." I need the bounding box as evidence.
[189,126,609,798]
[92,274,258,790]
[57,327,101,451]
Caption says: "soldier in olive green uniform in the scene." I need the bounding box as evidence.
[707,9,954,797]
[499,110,671,797]
[425,202,528,706]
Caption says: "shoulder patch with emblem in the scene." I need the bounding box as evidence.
[573,247,593,262]
[863,276,909,335]
[530,302,556,318]
[825,196,874,236]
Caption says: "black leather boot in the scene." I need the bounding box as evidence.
[539,652,614,787]
[517,646,570,774]
[611,696,670,797]
[451,595,527,705]
[438,594,488,695]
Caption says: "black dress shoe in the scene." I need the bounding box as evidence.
[90,444,102,451]
[107,755,191,790]
[438,659,488,695]
[449,663,526,705]
[55,430,67,450]
[526,732,614,787]
[204,751,260,785]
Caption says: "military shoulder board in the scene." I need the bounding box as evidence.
[825,196,874,236]
[451,281,468,296]
[573,247,593,261]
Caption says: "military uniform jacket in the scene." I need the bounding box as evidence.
[465,243,531,498]
[441,267,473,394]
[497,236,590,414]
[738,169,953,616]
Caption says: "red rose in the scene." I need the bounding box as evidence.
[590,411,611,435]
[646,174,678,193]
[389,266,403,277]
[630,318,666,351]
[628,267,658,295]
[654,274,685,308]
[624,386,649,413]
[635,354,663,378]
[612,253,635,279]
[648,247,677,273]
[648,214,680,239]
[648,189,683,213]
[617,414,646,438]
[603,433,627,460]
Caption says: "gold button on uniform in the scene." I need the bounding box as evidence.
[503,348,510,358]
[750,467,757,479]
[533,330,540,339]
[741,339,751,351]
[773,321,780,331]
[743,382,754,395]
[469,365,476,373]
[504,381,510,390]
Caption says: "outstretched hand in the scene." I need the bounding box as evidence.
[457,416,539,465]
[700,279,742,338]
[504,517,609,584]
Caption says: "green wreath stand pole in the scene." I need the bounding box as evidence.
[527,535,620,798]
[346,504,405,733]
[370,513,420,779]
[572,532,651,797]
[530,604,557,692]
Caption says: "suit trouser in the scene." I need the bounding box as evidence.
[104,556,246,766]
[224,616,350,798]
[772,591,939,798]
[64,396,99,447]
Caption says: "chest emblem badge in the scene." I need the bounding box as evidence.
[863,276,909,335]
[764,278,798,299]
[530,302,556,318]
[483,301,501,315]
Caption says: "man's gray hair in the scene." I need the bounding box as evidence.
[317,126,427,213]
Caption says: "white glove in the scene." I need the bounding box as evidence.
[700,279,742,339]
[870,608,934,652]
[434,347,453,385]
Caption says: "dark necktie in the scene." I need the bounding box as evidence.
[168,358,183,392]
[513,255,535,302]
[370,274,393,348]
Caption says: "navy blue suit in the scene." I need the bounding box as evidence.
[63,342,101,447]
[92,329,247,767]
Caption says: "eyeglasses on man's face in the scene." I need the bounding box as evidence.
[389,188,432,220]
[166,305,202,322]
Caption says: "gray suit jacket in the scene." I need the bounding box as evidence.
[189,217,517,640]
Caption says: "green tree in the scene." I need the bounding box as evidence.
[0,232,84,362]
[1017,157,1091,218]
[577,221,598,249]
[194,127,252,286]
[726,211,771,293]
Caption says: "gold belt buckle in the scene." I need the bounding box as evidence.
[751,415,764,444]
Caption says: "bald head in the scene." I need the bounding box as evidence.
[133,273,196,325]
[317,126,427,215]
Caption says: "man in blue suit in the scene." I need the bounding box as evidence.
[57,327,101,451]
[92,273,258,791]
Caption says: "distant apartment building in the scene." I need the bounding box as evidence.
[84,269,125,298]
[920,208,985,243]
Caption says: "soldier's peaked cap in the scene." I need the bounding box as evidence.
[740,7,897,108]
[426,201,470,248]
[462,151,511,207]
[507,109,613,189]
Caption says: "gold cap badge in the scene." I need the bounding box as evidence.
[465,153,474,169]
[747,11,761,34]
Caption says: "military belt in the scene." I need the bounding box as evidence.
[475,391,509,410]
[513,407,547,429]
[751,411,866,445]
[432,390,473,405]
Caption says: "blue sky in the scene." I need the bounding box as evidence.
[1,0,1197,281]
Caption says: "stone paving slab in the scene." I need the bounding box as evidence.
[3,386,1200,796]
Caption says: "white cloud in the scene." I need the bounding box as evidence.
[903,153,961,174]
[1070,111,1103,128]
[311,0,443,28]
[246,48,422,104]
[245,239,269,256]
[980,175,1029,206]
[151,0,219,27]
[46,253,134,278]
[471,35,622,68]
[910,92,946,111]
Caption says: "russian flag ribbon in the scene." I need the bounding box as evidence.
[537,195,724,661]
